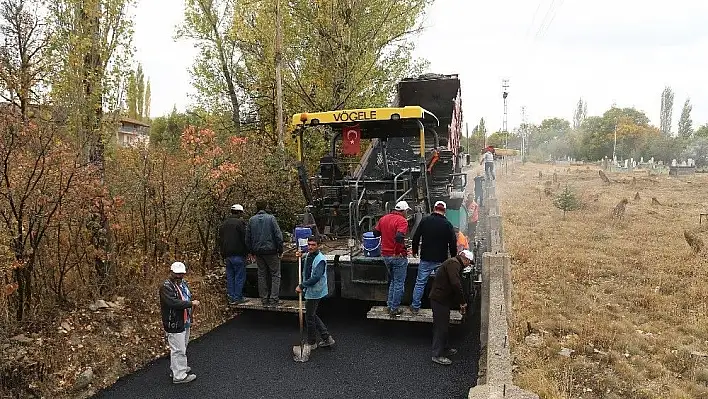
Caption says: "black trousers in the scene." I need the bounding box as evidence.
[305,298,330,345]
[431,299,450,357]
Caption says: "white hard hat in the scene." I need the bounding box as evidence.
[170,261,187,274]
[459,250,474,261]
[394,201,410,211]
[231,204,244,211]
[434,200,447,210]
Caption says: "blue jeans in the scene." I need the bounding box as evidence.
[475,191,484,207]
[412,260,442,310]
[225,256,246,301]
[384,256,408,310]
[485,162,495,180]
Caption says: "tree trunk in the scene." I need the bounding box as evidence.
[82,0,114,292]
[275,0,284,153]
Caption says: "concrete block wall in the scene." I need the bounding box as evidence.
[469,171,538,399]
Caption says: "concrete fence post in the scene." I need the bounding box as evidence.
[468,175,539,399]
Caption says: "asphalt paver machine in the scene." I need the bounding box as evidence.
[237,74,480,323]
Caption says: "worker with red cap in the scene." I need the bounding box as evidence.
[410,200,457,314]
[372,200,411,316]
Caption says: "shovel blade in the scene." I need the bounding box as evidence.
[292,344,311,362]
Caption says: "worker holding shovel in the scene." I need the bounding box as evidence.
[293,236,335,362]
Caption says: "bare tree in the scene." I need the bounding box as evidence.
[0,116,87,320]
[0,0,50,118]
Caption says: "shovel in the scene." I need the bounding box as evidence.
[292,254,310,362]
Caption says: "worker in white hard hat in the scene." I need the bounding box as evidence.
[372,200,411,316]
[219,204,248,305]
[159,261,199,383]
[410,200,457,315]
[428,249,473,366]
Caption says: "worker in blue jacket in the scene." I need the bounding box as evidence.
[296,236,335,351]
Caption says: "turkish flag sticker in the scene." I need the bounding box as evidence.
[342,125,361,155]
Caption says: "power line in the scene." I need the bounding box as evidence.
[535,0,565,39]
[525,0,545,39]
[543,0,566,36]
[534,0,556,39]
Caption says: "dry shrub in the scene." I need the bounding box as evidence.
[498,163,708,399]
[0,122,304,397]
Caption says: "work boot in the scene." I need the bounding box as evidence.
[409,306,420,315]
[230,298,247,305]
[269,299,283,307]
[261,298,270,306]
[318,336,335,347]
[432,357,452,365]
[389,308,404,317]
[168,367,191,379]
[173,374,197,384]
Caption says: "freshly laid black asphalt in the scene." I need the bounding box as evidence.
[95,299,480,399]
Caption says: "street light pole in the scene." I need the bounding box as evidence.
[612,123,617,163]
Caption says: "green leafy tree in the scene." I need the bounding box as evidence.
[660,86,674,136]
[682,137,708,167]
[136,63,145,118]
[144,78,151,118]
[486,131,507,148]
[527,118,571,161]
[677,98,693,139]
[536,118,571,145]
[179,0,432,147]
[553,185,580,219]
[577,107,656,161]
[478,117,487,148]
[573,98,587,130]
[150,106,205,150]
[578,116,612,160]
[696,124,708,138]
[126,70,137,117]
[177,0,242,134]
[125,63,149,120]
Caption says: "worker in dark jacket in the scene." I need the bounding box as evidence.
[372,200,410,316]
[473,171,485,207]
[410,200,457,314]
[219,204,248,305]
[246,200,284,306]
[429,250,472,365]
[160,261,199,383]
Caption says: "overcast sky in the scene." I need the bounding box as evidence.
[134,0,708,133]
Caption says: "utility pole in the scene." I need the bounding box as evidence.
[502,79,509,148]
[275,0,285,154]
[521,106,527,162]
[466,122,470,154]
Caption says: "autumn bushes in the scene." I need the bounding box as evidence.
[0,116,303,331]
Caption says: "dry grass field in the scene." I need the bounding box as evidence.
[496,162,708,399]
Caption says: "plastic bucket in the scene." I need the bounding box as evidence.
[294,227,312,252]
[362,232,381,257]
